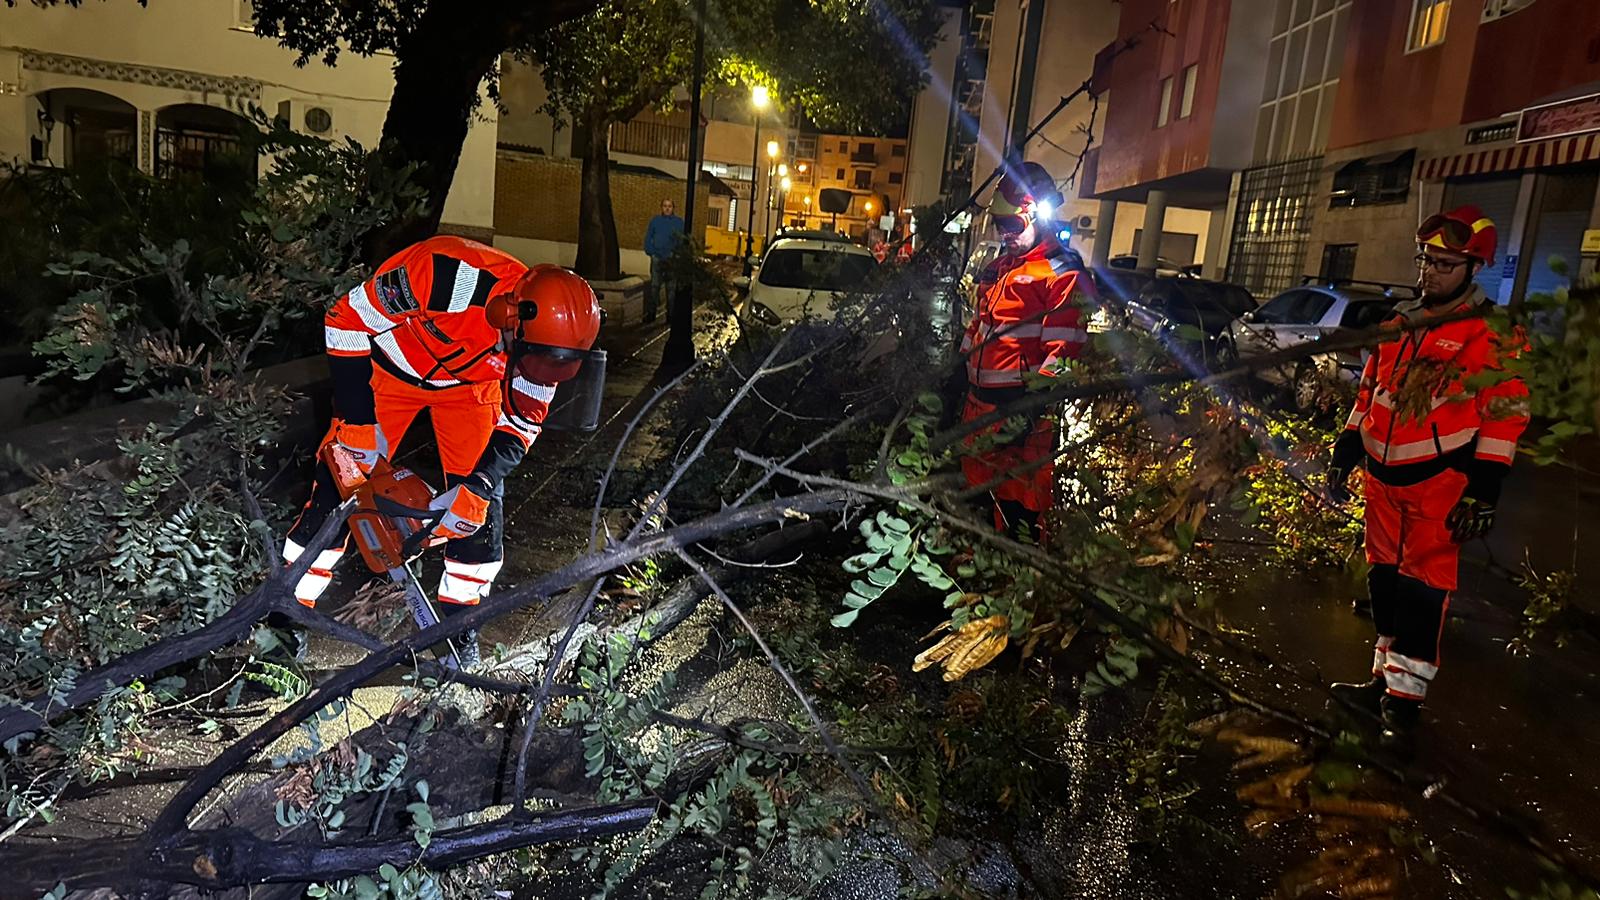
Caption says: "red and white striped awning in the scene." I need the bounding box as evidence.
[1418,133,1600,180]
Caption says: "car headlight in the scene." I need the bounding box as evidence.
[747,302,781,326]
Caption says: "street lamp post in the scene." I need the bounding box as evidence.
[779,175,791,229]
[763,139,780,246]
[742,85,769,275]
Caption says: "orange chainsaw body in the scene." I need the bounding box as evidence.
[320,444,447,574]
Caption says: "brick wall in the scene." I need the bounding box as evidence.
[495,150,710,250]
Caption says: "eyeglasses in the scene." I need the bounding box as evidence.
[1414,253,1467,273]
[1417,213,1474,251]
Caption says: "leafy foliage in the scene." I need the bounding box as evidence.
[0,122,423,837]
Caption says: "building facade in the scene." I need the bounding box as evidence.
[1093,0,1600,304]
[496,60,781,268]
[778,132,910,238]
[0,0,497,234]
[1312,0,1600,304]
[969,0,1213,273]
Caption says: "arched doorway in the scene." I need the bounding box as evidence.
[32,88,138,169]
[154,103,258,180]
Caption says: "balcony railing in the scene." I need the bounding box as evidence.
[849,149,878,164]
[611,120,693,161]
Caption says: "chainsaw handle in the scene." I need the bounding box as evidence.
[373,495,439,522]
[371,495,448,560]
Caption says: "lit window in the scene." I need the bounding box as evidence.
[1408,0,1449,51]
[1156,77,1173,127]
[1179,64,1198,119]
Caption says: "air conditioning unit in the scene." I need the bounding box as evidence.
[275,99,335,136]
[1071,214,1096,237]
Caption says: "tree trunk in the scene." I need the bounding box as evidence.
[362,5,505,264]
[574,114,621,281]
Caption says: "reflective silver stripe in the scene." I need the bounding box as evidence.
[1475,436,1517,461]
[449,261,482,313]
[496,412,542,442]
[372,331,422,379]
[293,569,335,603]
[1360,427,1475,463]
[1372,389,1448,412]
[1382,665,1430,700]
[974,368,1024,386]
[510,376,557,403]
[438,558,504,604]
[347,284,398,333]
[324,326,371,353]
[282,537,344,570]
[427,377,461,387]
[1371,636,1393,677]
[985,323,1042,340]
[1345,406,1364,429]
[1040,326,1087,343]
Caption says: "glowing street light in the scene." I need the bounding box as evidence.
[766,140,780,159]
[865,201,874,215]
[777,163,788,177]
[744,85,772,271]
[780,176,791,192]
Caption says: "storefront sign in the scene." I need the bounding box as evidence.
[1584,230,1600,254]
[1501,255,1519,279]
[1518,92,1600,143]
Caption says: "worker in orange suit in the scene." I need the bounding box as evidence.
[283,235,602,666]
[959,161,1092,539]
[1327,206,1529,749]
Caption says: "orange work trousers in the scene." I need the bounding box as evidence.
[959,392,1055,533]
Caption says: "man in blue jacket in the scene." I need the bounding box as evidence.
[643,198,684,324]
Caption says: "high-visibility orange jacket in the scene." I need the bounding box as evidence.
[323,236,549,477]
[960,238,1091,389]
[1343,287,1529,479]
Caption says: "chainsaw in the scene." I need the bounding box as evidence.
[321,444,476,670]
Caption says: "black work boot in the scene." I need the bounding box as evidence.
[1329,678,1385,717]
[454,629,481,671]
[1379,694,1422,754]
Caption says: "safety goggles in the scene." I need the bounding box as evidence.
[1417,214,1475,252]
[992,213,1028,235]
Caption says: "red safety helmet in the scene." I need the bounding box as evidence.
[1417,205,1497,265]
[486,265,603,384]
[988,161,1063,233]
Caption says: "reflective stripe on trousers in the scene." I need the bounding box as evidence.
[439,558,505,605]
[283,537,346,608]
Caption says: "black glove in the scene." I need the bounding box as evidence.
[1446,497,1496,542]
[1447,458,1509,542]
[1326,430,1365,503]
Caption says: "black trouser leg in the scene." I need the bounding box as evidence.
[286,458,351,550]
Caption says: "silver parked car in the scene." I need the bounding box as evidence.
[1215,279,1416,413]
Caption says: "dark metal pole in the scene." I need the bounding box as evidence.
[743,117,762,275]
[662,0,706,369]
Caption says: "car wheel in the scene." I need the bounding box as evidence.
[1214,337,1237,371]
[1291,362,1321,413]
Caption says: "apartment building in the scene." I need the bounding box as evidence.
[778,132,910,238]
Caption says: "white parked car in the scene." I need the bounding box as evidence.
[1215,280,1414,412]
[738,232,878,325]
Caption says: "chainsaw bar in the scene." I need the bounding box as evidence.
[391,564,465,671]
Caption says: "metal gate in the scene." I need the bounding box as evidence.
[1226,154,1323,298]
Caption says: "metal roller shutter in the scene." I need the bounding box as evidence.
[1443,174,1520,302]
